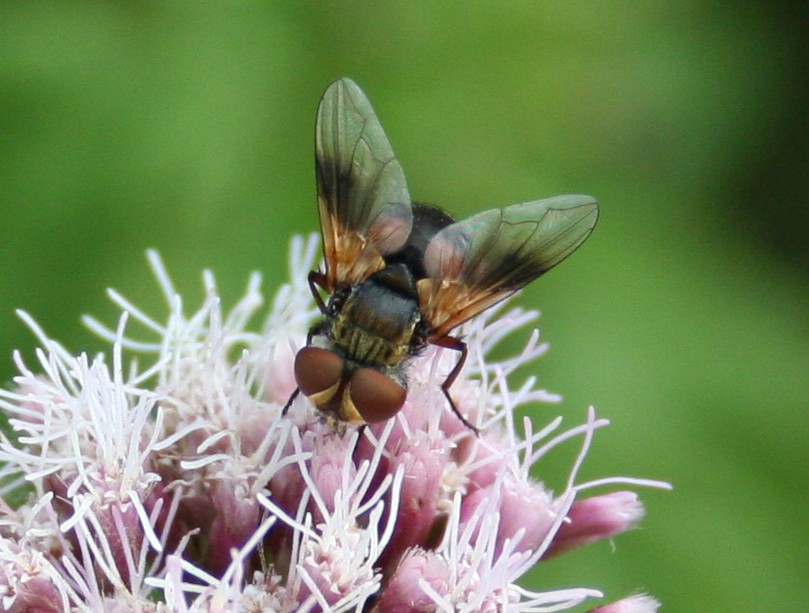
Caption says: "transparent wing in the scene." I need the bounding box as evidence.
[316,78,413,291]
[418,195,598,339]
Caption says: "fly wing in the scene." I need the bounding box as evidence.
[418,195,598,340]
[316,78,413,291]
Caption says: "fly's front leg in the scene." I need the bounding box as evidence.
[282,320,326,417]
[285,271,333,418]
[281,388,300,417]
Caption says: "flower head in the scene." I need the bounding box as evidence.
[0,235,668,611]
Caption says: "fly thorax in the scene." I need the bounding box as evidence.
[331,264,421,368]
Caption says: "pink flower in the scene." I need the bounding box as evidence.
[0,235,669,611]
[547,491,646,558]
[589,594,662,613]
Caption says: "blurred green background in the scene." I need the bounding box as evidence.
[2,2,807,610]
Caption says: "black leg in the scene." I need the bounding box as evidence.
[284,274,329,419]
[432,335,479,435]
[281,387,300,417]
[308,270,329,314]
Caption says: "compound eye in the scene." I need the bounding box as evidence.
[295,347,343,399]
[349,368,406,424]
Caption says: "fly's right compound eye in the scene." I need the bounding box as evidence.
[348,367,406,424]
[294,346,343,404]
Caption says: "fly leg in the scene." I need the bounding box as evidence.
[432,335,479,435]
[282,274,329,417]
[281,388,300,416]
[308,270,329,314]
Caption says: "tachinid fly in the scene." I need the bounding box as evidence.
[283,78,598,431]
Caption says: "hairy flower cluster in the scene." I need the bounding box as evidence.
[0,236,667,612]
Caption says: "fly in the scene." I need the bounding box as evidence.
[283,78,599,431]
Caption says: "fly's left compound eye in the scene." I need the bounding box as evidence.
[294,346,343,403]
[348,368,406,424]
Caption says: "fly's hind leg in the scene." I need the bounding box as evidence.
[432,335,479,435]
[308,270,329,314]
